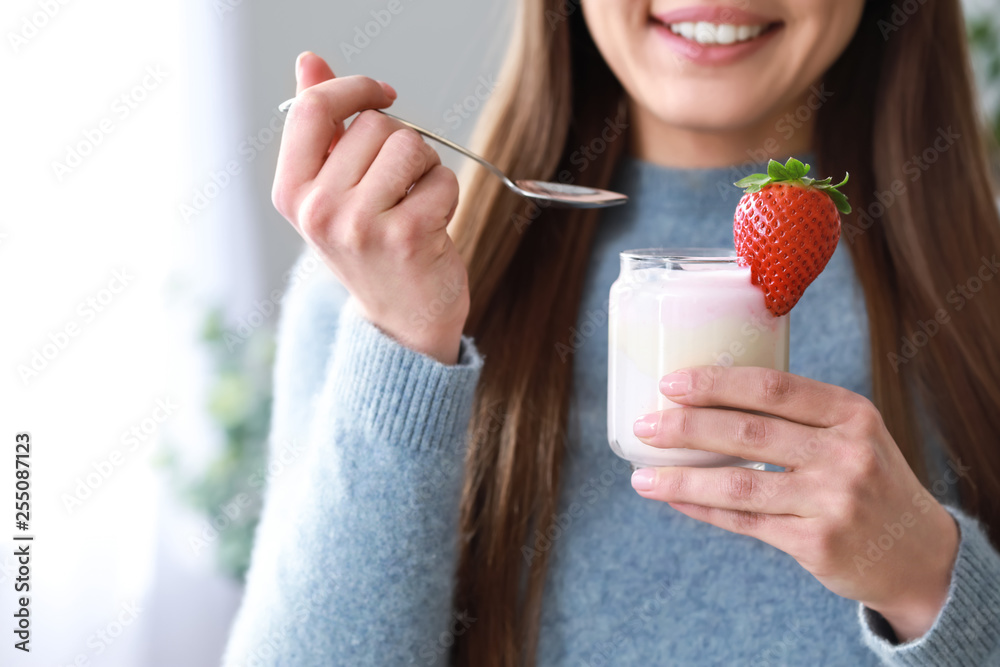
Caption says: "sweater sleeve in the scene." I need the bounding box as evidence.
[858,506,1000,666]
[222,259,483,666]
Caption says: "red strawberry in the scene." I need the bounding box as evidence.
[733,158,850,317]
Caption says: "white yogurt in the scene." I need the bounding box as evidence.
[607,250,789,468]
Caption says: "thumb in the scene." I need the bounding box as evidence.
[295,51,335,94]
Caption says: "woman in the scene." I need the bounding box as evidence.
[224,0,1000,664]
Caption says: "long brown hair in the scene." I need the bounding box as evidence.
[448,0,1000,664]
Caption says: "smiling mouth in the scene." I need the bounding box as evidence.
[653,19,782,46]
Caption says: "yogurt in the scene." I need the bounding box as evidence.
[607,249,789,468]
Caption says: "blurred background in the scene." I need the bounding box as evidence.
[0,0,997,665]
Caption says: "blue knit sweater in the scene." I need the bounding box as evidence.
[223,155,1000,666]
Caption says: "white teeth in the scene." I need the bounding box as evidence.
[667,21,768,45]
[715,23,736,45]
[694,22,716,44]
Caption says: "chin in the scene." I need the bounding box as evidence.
[631,11,800,132]
[632,79,796,134]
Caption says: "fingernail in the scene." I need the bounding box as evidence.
[633,413,658,438]
[660,372,691,396]
[377,80,397,99]
[631,468,657,491]
[296,51,313,78]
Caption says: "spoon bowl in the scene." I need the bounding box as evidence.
[511,179,628,208]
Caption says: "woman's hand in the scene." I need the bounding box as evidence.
[273,52,469,364]
[629,365,960,642]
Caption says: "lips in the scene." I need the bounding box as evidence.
[650,5,783,65]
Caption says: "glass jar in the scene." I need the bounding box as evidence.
[607,248,789,469]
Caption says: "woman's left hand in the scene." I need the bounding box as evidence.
[630,365,960,642]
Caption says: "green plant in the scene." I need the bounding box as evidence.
[967,9,1000,146]
[160,308,275,580]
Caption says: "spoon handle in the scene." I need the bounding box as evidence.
[374,110,511,186]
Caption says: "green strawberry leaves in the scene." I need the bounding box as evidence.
[823,187,851,216]
[735,157,852,214]
[735,174,771,189]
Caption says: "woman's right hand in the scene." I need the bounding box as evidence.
[272,52,469,365]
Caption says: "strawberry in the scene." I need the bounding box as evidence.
[733,157,850,317]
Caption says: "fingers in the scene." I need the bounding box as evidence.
[393,164,460,232]
[295,51,335,94]
[660,366,861,428]
[275,74,396,195]
[320,109,420,190]
[292,52,344,163]
[661,500,799,548]
[631,466,815,517]
[633,407,827,469]
[354,128,441,213]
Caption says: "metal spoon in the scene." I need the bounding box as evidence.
[278,98,628,209]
